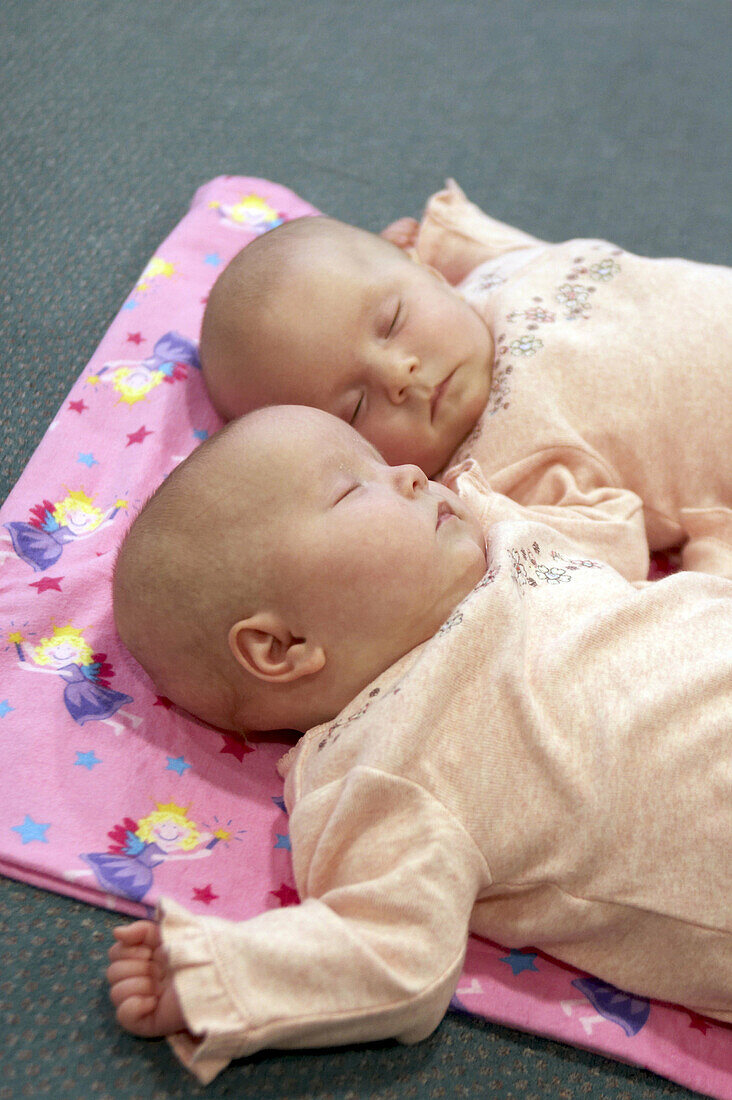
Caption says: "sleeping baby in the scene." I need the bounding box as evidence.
[197,181,732,582]
[108,405,732,1085]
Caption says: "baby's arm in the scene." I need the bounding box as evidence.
[449,452,651,582]
[107,771,486,1085]
[680,507,732,579]
[412,179,547,285]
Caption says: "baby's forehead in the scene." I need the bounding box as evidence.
[205,408,384,503]
[300,223,406,280]
[269,420,384,491]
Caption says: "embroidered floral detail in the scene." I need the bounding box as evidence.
[534,565,571,584]
[475,567,499,589]
[472,271,505,292]
[589,257,621,281]
[317,683,402,750]
[438,609,463,635]
[507,306,556,325]
[486,360,513,416]
[437,567,500,636]
[509,543,605,592]
[555,282,593,320]
[509,334,543,356]
[550,549,604,569]
[460,269,506,310]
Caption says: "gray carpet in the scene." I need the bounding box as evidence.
[2,2,730,1096]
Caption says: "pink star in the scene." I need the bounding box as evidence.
[127,332,144,345]
[29,576,63,593]
[219,734,255,762]
[68,399,88,414]
[270,883,300,908]
[192,884,219,905]
[126,425,153,446]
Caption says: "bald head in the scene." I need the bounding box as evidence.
[113,411,295,730]
[199,215,406,420]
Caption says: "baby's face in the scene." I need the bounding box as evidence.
[252,407,487,713]
[246,231,494,477]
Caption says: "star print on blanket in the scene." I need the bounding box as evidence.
[0,177,728,1100]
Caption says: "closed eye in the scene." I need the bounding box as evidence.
[349,393,364,425]
[386,302,401,337]
[334,484,359,505]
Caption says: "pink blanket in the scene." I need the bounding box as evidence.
[0,176,729,1099]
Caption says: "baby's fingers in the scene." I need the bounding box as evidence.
[113,920,160,949]
[109,972,155,1010]
[115,992,160,1037]
[380,217,419,249]
[108,941,152,964]
[107,958,154,986]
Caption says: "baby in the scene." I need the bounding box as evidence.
[198,181,732,583]
[108,405,732,1084]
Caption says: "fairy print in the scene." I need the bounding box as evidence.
[3,490,127,572]
[9,625,139,734]
[210,193,285,233]
[87,331,201,406]
[67,801,233,903]
[133,256,176,295]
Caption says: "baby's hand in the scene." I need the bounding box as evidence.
[380,217,419,251]
[107,920,187,1037]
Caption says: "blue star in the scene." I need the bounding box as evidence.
[274,833,291,851]
[78,452,98,468]
[122,299,137,311]
[204,253,221,266]
[0,700,14,718]
[12,815,51,844]
[166,755,191,776]
[500,949,539,976]
[271,795,286,812]
[75,750,102,770]
[193,429,209,441]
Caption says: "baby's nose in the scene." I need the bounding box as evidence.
[385,355,419,404]
[393,463,428,496]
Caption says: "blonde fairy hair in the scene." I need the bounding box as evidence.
[136,802,201,851]
[53,490,103,530]
[34,624,93,666]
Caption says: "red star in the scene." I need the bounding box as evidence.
[200,295,209,305]
[29,576,63,593]
[219,733,255,762]
[126,425,153,446]
[68,399,88,414]
[270,883,300,907]
[683,1010,710,1034]
[154,695,174,709]
[127,332,144,345]
[192,884,219,905]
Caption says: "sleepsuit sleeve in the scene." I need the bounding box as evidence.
[157,767,489,1084]
[448,452,651,581]
[415,179,547,285]
[679,506,732,579]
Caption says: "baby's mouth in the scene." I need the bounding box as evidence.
[431,369,456,421]
[436,500,456,528]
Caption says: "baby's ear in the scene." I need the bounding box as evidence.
[228,613,325,684]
